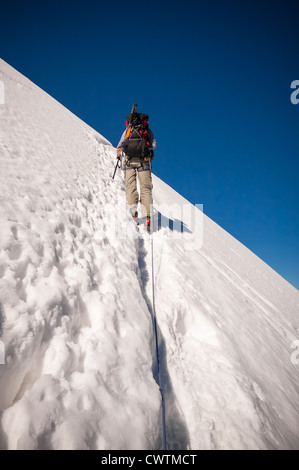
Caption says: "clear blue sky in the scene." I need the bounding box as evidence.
[1,0,298,289]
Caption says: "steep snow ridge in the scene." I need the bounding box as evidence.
[151,177,299,449]
[0,58,299,450]
[0,59,161,449]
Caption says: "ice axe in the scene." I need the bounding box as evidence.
[112,157,121,180]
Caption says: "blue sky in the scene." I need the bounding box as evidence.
[1,0,298,288]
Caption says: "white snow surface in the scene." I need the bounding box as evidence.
[0,59,298,450]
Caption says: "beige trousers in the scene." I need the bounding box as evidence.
[124,166,152,218]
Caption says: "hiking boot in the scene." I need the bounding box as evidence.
[132,211,139,225]
[146,216,151,233]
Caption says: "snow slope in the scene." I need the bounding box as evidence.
[0,59,298,450]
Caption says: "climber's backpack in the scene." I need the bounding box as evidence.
[122,112,151,159]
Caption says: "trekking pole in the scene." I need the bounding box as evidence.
[112,157,121,180]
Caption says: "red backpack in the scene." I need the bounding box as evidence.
[122,104,151,159]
